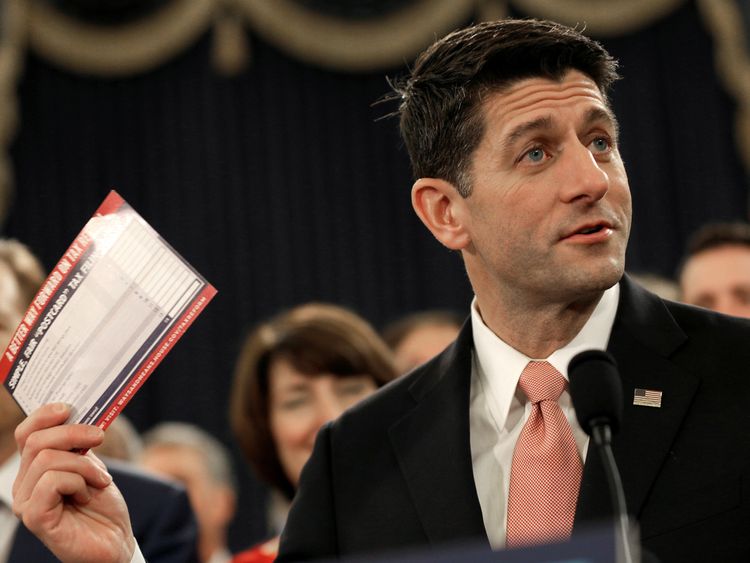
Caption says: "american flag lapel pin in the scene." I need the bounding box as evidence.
[633,388,662,408]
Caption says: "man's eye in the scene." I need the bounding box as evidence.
[525,147,545,162]
[590,137,611,152]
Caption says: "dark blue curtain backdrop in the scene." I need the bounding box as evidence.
[4,0,748,551]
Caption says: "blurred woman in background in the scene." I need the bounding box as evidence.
[230,302,397,563]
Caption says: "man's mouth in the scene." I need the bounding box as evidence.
[561,220,615,242]
[578,225,604,235]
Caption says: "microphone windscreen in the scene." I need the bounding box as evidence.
[568,350,623,435]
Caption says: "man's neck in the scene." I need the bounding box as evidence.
[476,290,603,358]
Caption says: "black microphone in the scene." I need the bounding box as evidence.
[568,350,623,445]
[568,350,634,563]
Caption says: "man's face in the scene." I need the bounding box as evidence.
[457,70,632,306]
[680,244,750,318]
[0,261,27,442]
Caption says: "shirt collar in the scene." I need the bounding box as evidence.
[471,283,619,425]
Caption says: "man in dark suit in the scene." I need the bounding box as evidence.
[0,238,199,563]
[278,275,750,561]
[275,19,750,562]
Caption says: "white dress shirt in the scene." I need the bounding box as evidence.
[469,283,620,549]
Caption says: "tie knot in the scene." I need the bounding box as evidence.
[518,361,565,403]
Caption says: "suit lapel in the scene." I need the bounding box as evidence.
[575,276,698,527]
[388,323,489,546]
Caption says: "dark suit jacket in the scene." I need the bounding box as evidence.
[278,276,750,562]
[9,458,199,563]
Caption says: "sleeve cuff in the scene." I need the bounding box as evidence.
[130,540,146,563]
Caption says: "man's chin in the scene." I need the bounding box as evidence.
[552,261,623,299]
[589,266,623,290]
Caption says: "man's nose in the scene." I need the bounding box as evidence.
[559,143,609,203]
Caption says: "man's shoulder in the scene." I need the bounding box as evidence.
[334,345,461,432]
[655,298,750,380]
[663,298,750,340]
[620,276,750,353]
[338,365,425,426]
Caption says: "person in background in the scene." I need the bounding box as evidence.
[626,272,679,301]
[678,221,750,317]
[229,303,398,563]
[94,415,144,462]
[382,310,463,373]
[139,423,237,563]
[0,238,200,563]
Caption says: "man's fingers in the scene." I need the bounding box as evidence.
[22,423,104,456]
[15,470,91,524]
[86,451,108,472]
[14,403,72,450]
[14,448,112,503]
[17,420,104,482]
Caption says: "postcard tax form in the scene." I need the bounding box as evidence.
[0,191,216,429]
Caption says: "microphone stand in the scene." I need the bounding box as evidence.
[591,420,634,563]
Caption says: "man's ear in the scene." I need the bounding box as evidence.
[411,177,470,250]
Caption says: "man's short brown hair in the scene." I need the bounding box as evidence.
[392,19,619,196]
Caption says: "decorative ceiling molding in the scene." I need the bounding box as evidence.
[18,0,696,75]
[232,0,477,71]
[512,0,686,36]
[2,0,747,227]
[26,0,214,76]
[0,0,28,224]
[697,0,750,208]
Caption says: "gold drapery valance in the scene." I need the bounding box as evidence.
[0,0,746,222]
[18,0,692,76]
[26,0,215,76]
[233,0,477,72]
[698,0,750,217]
[0,0,27,222]
[511,0,686,36]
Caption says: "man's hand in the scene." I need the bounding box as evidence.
[12,403,135,563]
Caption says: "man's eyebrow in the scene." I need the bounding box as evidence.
[501,115,554,155]
[583,106,620,139]
[499,106,620,158]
